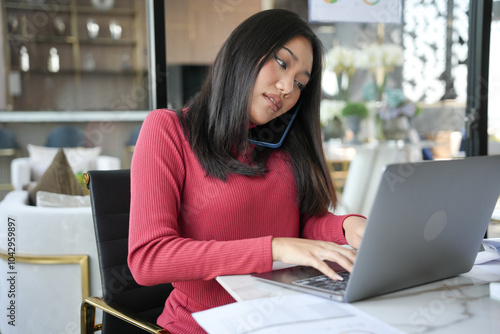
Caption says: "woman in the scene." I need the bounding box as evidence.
[129,9,366,333]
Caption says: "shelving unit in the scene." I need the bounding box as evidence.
[1,0,149,111]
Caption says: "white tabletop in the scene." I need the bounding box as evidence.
[217,261,500,333]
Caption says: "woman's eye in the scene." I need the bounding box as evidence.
[275,55,286,69]
[295,81,305,91]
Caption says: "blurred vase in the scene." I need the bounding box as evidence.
[20,46,30,72]
[383,116,409,141]
[47,47,59,73]
[109,20,122,40]
[322,117,345,141]
[87,19,99,39]
[345,115,362,144]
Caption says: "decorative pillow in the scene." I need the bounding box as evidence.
[36,191,91,207]
[27,144,102,181]
[28,149,85,206]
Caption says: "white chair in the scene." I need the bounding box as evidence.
[0,190,102,334]
[336,143,423,217]
[360,143,423,216]
[336,146,377,215]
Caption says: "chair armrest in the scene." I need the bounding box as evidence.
[96,156,121,170]
[0,248,90,300]
[81,296,168,334]
[11,157,31,191]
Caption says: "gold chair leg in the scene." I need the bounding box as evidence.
[81,300,96,334]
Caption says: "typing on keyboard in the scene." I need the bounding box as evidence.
[292,271,350,293]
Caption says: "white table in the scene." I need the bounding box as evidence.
[217,261,500,333]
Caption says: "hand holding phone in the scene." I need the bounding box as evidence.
[248,100,302,148]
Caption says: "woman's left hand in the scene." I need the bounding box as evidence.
[343,215,367,249]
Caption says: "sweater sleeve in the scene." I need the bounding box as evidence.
[128,110,273,286]
[301,213,365,245]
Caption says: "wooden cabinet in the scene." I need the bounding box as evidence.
[166,0,262,65]
[1,0,150,111]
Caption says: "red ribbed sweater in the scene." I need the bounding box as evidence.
[128,109,352,334]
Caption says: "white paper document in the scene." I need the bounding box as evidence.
[462,239,500,282]
[474,238,500,264]
[193,294,404,334]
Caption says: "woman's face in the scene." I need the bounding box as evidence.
[249,35,313,125]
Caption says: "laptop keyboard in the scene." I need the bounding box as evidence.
[292,271,350,293]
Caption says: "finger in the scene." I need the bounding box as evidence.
[334,246,357,262]
[331,255,355,273]
[320,243,357,264]
[315,250,355,275]
[310,258,345,281]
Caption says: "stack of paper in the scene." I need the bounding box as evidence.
[463,238,500,282]
[193,294,404,334]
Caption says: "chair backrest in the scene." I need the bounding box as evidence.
[86,169,173,333]
[338,146,377,214]
[0,128,18,149]
[126,125,142,146]
[359,144,405,216]
[46,126,85,147]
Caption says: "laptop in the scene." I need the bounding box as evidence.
[252,155,500,302]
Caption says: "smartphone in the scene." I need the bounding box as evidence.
[248,99,302,148]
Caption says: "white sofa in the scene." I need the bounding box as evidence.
[0,190,102,334]
[11,155,120,191]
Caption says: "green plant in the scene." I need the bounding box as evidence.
[341,102,369,118]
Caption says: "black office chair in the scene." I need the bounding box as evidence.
[81,169,173,334]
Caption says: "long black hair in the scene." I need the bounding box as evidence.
[177,9,337,218]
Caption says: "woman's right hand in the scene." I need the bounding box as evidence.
[271,237,356,281]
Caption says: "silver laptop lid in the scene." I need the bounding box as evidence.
[345,155,500,302]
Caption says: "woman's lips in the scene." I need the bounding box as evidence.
[264,94,282,112]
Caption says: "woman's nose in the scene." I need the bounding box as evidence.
[276,76,294,96]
